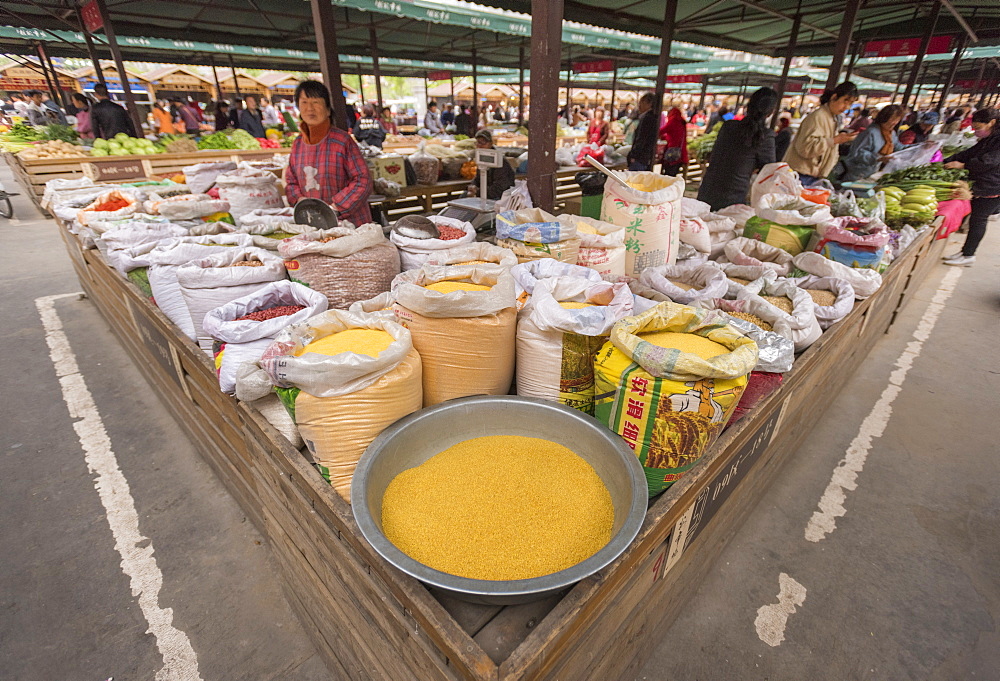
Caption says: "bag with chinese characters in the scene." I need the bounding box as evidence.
[599,171,683,277]
[594,302,756,497]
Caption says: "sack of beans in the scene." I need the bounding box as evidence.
[496,208,581,265]
[257,310,423,502]
[721,236,795,276]
[278,223,400,310]
[144,193,231,220]
[786,275,855,329]
[510,258,604,311]
[214,169,283,223]
[556,215,626,278]
[600,171,684,276]
[176,247,287,353]
[390,215,477,271]
[594,302,756,497]
[392,267,517,407]
[422,241,518,277]
[736,279,821,352]
[728,372,785,425]
[409,143,441,185]
[638,263,728,306]
[791,251,882,299]
[516,278,633,414]
[203,280,328,393]
[77,190,139,226]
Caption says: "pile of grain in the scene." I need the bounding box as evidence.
[728,311,773,332]
[424,281,492,293]
[727,276,751,286]
[294,329,394,358]
[806,289,837,307]
[761,295,794,315]
[638,331,729,358]
[668,280,696,291]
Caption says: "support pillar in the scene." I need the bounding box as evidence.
[564,46,572,123]
[310,0,348,130]
[518,45,526,124]
[359,66,367,106]
[610,59,619,118]
[91,0,143,136]
[33,43,60,105]
[228,54,243,99]
[974,59,988,108]
[697,78,708,110]
[653,0,680,123]
[209,56,223,100]
[527,0,563,211]
[825,0,862,90]
[937,36,967,113]
[772,12,802,127]
[472,46,479,130]
[369,20,384,110]
[901,0,942,109]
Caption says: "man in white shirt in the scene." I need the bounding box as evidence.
[260,96,281,128]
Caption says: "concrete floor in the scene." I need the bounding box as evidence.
[1,161,997,681]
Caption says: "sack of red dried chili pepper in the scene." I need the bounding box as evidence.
[77,190,138,226]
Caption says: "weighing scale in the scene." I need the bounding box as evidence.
[436,148,505,237]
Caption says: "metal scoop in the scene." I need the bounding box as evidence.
[294,198,339,231]
[392,215,440,240]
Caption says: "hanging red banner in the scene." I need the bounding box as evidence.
[782,81,805,93]
[954,78,998,90]
[426,70,451,81]
[863,35,953,58]
[572,60,614,74]
[81,0,104,33]
[808,87,826,95]
[666,74,702,84]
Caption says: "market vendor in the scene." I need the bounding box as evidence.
[286,80,373,226]
[467,130,515,200]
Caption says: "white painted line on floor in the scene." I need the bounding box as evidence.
[804,266,964,543]
[754,572,807,647]
[36,293,203,681]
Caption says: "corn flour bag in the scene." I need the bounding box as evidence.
[496,208,581,265]
[392,266,517,406]
[422,241,518,278]
[556,215,626,278]
[258,310,422,502]
[515,278,634,414]
[600,171,684,277]
[594,302,756,497]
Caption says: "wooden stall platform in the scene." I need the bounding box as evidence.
[56,215,945,680]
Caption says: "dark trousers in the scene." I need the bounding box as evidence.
[660,163,682,177]
[628,160,651,172]
[963,196,1000,256]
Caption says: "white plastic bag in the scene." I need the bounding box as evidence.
[556,215,626,278]
[739,279,822,351]
[751,162,802,207]
[755,193,833,226]
[876,141,942,178]
[510,258,604,310]
[786,275,855,329]
[722,237,795,276]
[390,215,476,271]
[681,197,712,218]
[638,263,729,305]
[495,180,533,213]
[215,169,283,223]
[147,193,231,220]
[183,161,237,194]
[791,251,882,299]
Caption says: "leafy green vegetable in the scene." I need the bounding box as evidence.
[41,124,79,143]
[878,164,968,185]
[197,129,261,150]
[689,129,718,162]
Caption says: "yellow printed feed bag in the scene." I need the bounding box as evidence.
[594,302,757,497]
[496,207,581,265]
[258,310,423,502]
[600,171,684,277]
[516,278,634,414]
[392,266,517,406]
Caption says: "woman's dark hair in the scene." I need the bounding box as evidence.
[873,104,903,127]
[820,81,859,105]
[718,106,729,116]
[742,87,779,147]
[293,79,331,112]
[215,100,229,114]
[971,108,999,124]
[71,92,92,109]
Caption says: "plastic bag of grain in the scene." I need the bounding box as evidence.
[145,193,231,220]
[347,291,397,319]
[409,142,441,185]
[594,302,756,497]
[390,215,476,271]
[791,251,882,299]
[422,241,518,276]
[215,168,284,223]
[736,279,821,352]
[278,223,400,309]
[516,278,633,414]
[556,215,626,278]
[77,190,139,226]
[496,208,581,265]
[203,280,328,393]
[183,161,237,194]
[257,310,422,502]
[707,262,779,298]
[238,207,295,231]
[721,236,794,276]
[392,267,517,406]
[786,275,855,329]
[697,296,794,346]
[600,171,684,277]
[176,247,287,353]
[510,258,604,311]
[638,263,728,305]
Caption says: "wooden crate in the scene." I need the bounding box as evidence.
[56,216,945,680]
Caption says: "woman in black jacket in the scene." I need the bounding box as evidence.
[696,88,779,211]
[942,108,1000,267]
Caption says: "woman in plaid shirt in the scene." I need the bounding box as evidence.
[286,80,373,226]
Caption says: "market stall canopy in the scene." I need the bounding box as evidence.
[0,57,78,92]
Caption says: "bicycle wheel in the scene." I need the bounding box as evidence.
[0,197,12,220]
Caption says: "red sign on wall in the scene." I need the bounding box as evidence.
[808,87,826,95]
[666,74,702,84]
[782,81,805,93]
[954,79,998,90]
[864,35,952,58]
[81,0,104,33]
[572,59,614,74]
[426,70,451,81]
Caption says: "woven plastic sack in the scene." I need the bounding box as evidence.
[203,281,328,393]
[237,207,296,231]
[347,291,397,319]
[814,217,891,271]
[215,168,283,223]
[696,297,795,348]
[792,251,882,299]
[497,208,572,243]
[756,193,833,227]
[183,161,237,194]
[722,237,794,276]
[258,310,422,502]
[422,241,518,276]
[556,215,626,278]
[279,223,400,309]
[638,263,728,305]
[515,278,633,414]
[511,259,604,311]
[148,194,231,220]
[707,262,779,298]
[600,171,684,277]
[750,162,802,207]
[594,302,756,496]
[77,190,138,226]
[390,215,476,271]
[737,279,822,352]
[409,142,441,185]
[679,216,713,254]
[392,267,517,407]
[786,275,855,329]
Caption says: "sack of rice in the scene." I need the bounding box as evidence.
[638,263,728,305]
[791,251,882,299]
[786,275,855,329]
[203,280,328,393]
[258,310,422,502]
[600,171,684,276]
[722,236,795,276]
[422,241,518,277]
[556,215,626,278]
[278,223,400,309]
[594,302,756,496]
[176,247,287,353]
[511,258,604,311]
[496,208,581,265]
[390,215,476,271]
[392,267,517,406]
[736,279,821,352]
[516,278,634,413]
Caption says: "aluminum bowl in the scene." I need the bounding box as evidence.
[351,395,647,605]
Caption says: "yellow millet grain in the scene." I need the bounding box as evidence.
[806,289,837,307]
[729,312,773,332]
[381,435,614,581]
[424,281,492,293]
[294,328,393,358]
[668,279,696,291]
[727,276,751,286]
[227,260,264,267]
[638,331,729,359]
[574,220,599,235]
[761,295,794,314]
[456,259,492,265]
[558,301,595,309]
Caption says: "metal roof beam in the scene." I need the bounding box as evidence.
[726,0,838,39]
[939,0,978,43]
